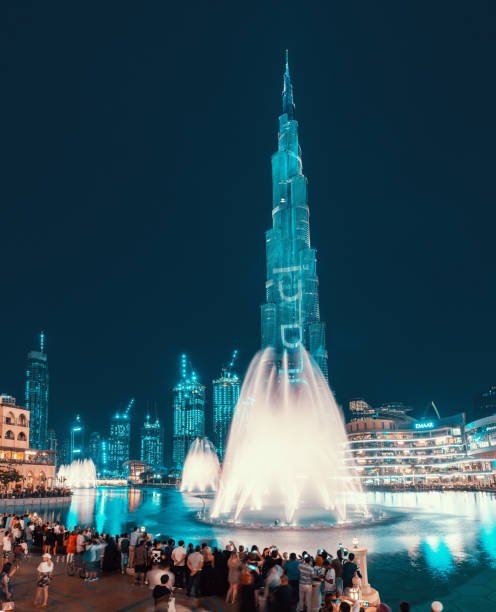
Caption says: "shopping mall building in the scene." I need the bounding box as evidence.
[0,394,56,488]
[346,410,496,486]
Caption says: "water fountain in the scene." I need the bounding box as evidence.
[180,437,220,493]
[211,348,368,526]
[57,459,97,489]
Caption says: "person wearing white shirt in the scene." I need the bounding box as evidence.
[171,540,186,588]
[35,553,53,608]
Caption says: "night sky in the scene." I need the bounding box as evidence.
[2,2,496,448]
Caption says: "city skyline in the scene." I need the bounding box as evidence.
[2,2,496,431]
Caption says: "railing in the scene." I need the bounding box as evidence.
[0,457,55,466]
[2,418,29,427]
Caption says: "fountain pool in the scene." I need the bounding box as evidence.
[33,486,496,611]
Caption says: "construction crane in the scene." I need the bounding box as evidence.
[123,397,135,417]
[225,349,239,375]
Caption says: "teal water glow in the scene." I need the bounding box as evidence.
[31,488,496,609]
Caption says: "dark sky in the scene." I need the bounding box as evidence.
[2,1,496,447]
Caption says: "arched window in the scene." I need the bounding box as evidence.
[19,413,27,426]
[4,430,14,440]
[6,412,15,425]
[26,472,33,486]
[17,432,26,441]
[38,471,46,484]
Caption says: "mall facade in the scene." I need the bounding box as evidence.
[346,412,496,485]
[0,394,56,488]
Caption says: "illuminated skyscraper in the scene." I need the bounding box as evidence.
[140,415,163,468]
[261,52,328,379]
[172,355,205,467]
[212,350,240,460]
[70,414,84,460]
[25,331,49,449]
[108,398,134,476]
[88,431,109,473]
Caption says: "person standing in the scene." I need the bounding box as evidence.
[119,533,130,574]
[226,550,241,604]
[128,527,139,568]
[284,552,300,603]
[342,553,361,592]
[0,562,16,604]
[34,552,53,608]
[297,555,314,612]
[133,540,148,586]
[330,554,344,596]
[171,540,186,588]
[186,545,203,597]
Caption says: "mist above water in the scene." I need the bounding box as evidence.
[180,437,220,493]
[57,459,97,489]
[211,348,366,524]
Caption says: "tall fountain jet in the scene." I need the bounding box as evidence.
[212,53,365,525]
[180,437,220,493]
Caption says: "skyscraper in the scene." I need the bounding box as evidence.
[172,354,205,467]
[261,52,328,379]
[70,414,85,461]
[24,331,49,449]
[212,350,240,460]
[88,431,102,469]
[108,398,133,476]
[140,415,163,468]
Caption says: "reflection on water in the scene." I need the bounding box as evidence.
[61,488,496,606]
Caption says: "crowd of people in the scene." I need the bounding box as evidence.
[0,486,71,499]
[0,512,445,611]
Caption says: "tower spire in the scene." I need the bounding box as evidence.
[282,49,295,119]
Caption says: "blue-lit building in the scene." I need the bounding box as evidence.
[212,351,240,460]
[347,414,494,484]
[25,331,49,449]
[172,355,205,467]
[261,52,328,379]
[70,414,84,461]
[108,398,134,476]
[140,415,163,468]
[88,431,108,474]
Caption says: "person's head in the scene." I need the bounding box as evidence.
[160,574,169,585]
[2,563,12,574]
[377,605,391,612]
[42,553,51,561]
[168,539,174,547]
[315,555,324,567]
[289,552,297,560]
[178,540,184,547]
[271,550,279,559]
[280,574,288,586]
[400,603,411,612]
[339,603,351,612]
[348,552,355,562]
[431,603,443,612]
[195,545,201,553]
[230,550,238,559]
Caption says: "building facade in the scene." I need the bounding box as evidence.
[473,386,496,422]
[0,394,55,488]
[70,414,85,461]
[140,415,163,468]
[172,354,205,467]
[346,414,493,485]
[212,352,240,460]
[107,399,133,476]
[260,52,328,379]
[24,331,49,449]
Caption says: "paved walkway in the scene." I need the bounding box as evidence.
[8,555,235,611]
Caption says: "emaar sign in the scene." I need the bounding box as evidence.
[415,421,434,430]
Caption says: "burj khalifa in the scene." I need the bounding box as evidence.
[261,52,328,380]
